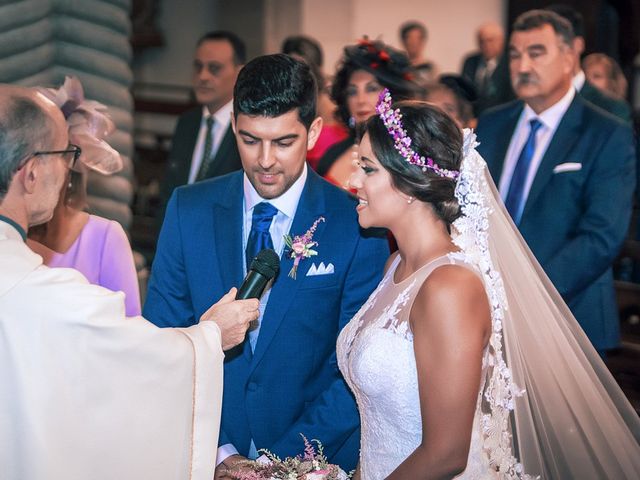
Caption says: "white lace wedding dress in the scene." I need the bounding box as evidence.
[337,253,496,479]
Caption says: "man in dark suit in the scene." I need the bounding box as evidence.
[546,4,631,123]
[144,54,389,476]
[461,21,513,113]
[159,31,245,213]
[476,10,636,353]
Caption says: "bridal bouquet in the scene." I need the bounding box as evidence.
[229,436,349,480]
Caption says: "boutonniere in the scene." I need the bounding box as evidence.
[283,216,325,279]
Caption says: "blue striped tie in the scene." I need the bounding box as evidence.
[505,118,543,224]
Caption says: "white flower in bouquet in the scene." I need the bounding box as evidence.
[229,435,350,480]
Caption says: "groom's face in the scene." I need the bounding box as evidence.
[233,109,322,199]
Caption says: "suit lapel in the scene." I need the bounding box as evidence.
[178,109,203,183]
[212,172,245,293]
[210,126,237,177]
[521,97,583,218]
[486,104,522,181]
[249,171,327,372]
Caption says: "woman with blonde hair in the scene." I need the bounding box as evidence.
[583,53,628,100]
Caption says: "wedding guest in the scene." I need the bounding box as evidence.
[399,20,438,87]
[143,54,389,478]
[317,38,422,189]
[159,30,245,220]
[27,76,141,316]
[476,9,636,354]
[281,35,348,170]
[583,53,629,101]
[461,21,513,113]
[546,3,631,122]
[0,84,258,480]
[426,74,477,129]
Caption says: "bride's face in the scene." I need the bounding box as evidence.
[349,134,407,229]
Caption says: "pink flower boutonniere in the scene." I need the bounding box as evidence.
[283,216,325,279]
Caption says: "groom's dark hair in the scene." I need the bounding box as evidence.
[233,53,318,130]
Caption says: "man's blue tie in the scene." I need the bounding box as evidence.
[504,118,543,224]
[246,202,278,271]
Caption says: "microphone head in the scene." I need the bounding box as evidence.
[250,248,280,280]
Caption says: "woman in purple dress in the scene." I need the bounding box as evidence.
[27,77,141,316]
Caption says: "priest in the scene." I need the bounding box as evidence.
[0,85,259,480]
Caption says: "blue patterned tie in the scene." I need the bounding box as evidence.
[246,202,278,271]
[504,118,543,224]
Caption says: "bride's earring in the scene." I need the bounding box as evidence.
[406,196,414,204]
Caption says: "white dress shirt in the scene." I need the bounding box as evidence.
[217,164,308,465]
[498,86,576,205]
[572,70,586,92]
[187,101,234,184]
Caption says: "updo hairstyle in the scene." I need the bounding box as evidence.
[364,100,463,225]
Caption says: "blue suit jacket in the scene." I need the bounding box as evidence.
[144,169,389,470]
[476,95,636,350]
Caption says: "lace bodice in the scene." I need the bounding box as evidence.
[337,253,496,479]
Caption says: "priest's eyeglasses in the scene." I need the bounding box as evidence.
[32,143,82,169]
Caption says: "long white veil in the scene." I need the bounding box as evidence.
[452,130,640,479]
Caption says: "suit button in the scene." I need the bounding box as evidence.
[247,382,258,392]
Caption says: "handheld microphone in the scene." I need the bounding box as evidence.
[236,248,281,300]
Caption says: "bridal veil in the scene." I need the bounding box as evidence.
[453,130,640,479]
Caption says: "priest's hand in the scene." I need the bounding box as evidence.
[200,288,259,350]
[214,454,247,479]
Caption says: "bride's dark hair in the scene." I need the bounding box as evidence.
[364,101,463,225]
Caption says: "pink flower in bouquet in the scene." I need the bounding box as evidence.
[306,470,330,479]
[228,435,348,480]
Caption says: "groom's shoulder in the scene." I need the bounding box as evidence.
[319,176,357,208]
[314,175,359,224]
[314,175,386,241]
[173,170,242,207]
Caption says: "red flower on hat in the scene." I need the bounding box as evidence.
[379,50,390,61]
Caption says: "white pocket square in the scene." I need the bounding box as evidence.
[553,162,582,173]
[306,262,335,276]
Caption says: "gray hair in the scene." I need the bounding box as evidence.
[0,95,53,200]
[512,9,575,48]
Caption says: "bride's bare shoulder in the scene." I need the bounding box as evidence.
[410,264,490,336]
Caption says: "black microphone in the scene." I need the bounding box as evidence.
[236,248,281,300]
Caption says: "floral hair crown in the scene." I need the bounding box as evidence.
[375,88,460,180]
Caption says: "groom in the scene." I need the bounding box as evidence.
[144,54,389,475]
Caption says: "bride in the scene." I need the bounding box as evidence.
[337,90,640,479]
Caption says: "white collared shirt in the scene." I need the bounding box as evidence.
[217,164,308,465]
[187,100,234,184]
[242,162,308,264]
[498,86,576,204]
[572,70,586,92]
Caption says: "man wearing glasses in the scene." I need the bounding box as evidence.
[0,86,258,479]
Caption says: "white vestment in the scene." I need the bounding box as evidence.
[0,222,224,480]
